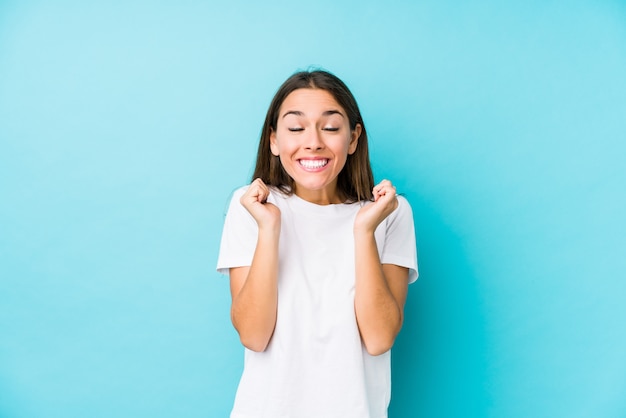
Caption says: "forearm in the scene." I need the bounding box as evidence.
[353,230,403,356]
[231,228,279,352]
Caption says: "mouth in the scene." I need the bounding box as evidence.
[298,159,329,170]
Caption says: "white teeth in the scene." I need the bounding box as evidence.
[299,159,328,169]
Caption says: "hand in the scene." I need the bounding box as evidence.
[240,178,281,231]
[354,180,398,233]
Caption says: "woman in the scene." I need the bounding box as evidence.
[217,69,418,418]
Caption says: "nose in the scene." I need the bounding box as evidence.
[304,129,324,150]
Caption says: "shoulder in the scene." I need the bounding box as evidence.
[222,185,250,219]
[396,194,411,207]
[221,185,248,208]
[381,194,414,230]
[394,194,414,216]
[231,185,249,200]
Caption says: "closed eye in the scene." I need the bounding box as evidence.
[322,127,340,132]
[288,127,304,132]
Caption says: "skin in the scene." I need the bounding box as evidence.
[270,88,360,205]
[230,88,409,355]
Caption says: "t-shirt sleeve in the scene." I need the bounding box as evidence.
[216,186,258,276]
[380,195,419,283]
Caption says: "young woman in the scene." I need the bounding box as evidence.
[217,69,418,418]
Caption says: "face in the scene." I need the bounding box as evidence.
[270,88,361,205]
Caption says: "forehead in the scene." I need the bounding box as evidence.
[279,88,345,116]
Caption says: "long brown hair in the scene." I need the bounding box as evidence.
[252,70,374,202]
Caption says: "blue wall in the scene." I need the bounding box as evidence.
[1,1,625,417]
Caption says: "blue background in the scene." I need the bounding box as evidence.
[1,1,625,417]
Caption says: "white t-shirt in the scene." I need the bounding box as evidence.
[217,186,418,418]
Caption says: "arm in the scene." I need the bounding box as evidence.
[353,180,409,356]
[229,179,280,352]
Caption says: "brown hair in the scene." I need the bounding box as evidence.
[251,70,374,202]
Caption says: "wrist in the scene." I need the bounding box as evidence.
[258,223,281,239]
[353,226,376,238]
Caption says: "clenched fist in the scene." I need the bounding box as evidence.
[240,178,281,232]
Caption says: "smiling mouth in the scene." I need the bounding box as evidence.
[298,159,329,169]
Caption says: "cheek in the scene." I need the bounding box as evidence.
[270,132,294,157]
[341,135,355,156]
[272,138,292,157]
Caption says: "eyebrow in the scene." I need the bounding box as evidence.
[281,110,345,118]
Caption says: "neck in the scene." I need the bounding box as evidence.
[293,187,343,205]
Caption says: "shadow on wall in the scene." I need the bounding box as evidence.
[390,196,490,417]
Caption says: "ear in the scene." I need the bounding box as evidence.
[270,129,280,156]
[348,123,362,155]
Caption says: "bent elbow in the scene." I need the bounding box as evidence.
[231,312,275,352]
[363,336,396,356]
[362,323,403,356]
[239,334,270,352]
[243,342,269,352]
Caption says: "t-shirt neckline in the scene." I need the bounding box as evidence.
[276,190,362,216]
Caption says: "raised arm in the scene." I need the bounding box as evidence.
[353,180,410,356]
[229,179,281,352]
